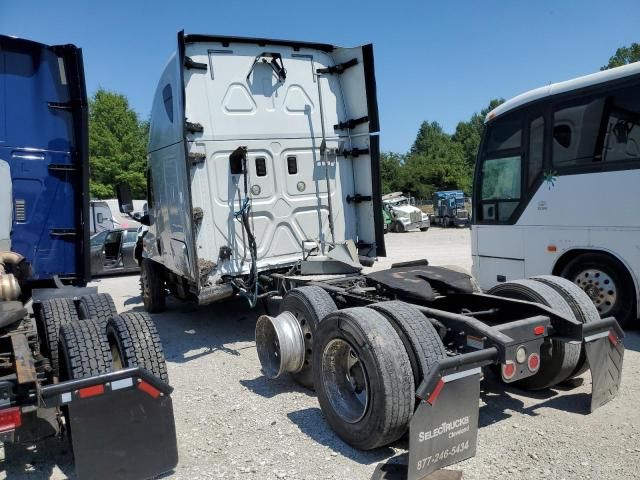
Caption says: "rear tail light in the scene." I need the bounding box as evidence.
[528,353,540,372]
[534,326,545,336]
[78,384,105,399]
[0,407,22,433]
[501,361,516,381]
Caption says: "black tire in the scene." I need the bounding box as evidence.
[488,279,581,390]
[106,312,169,382]
[77,293,118,324]
[58,319,112,380]
[420,227,429,232]
[369,301,446,387]
[532,275,599,377]
[35,298,79,376]
[313,307,415,450]
[279,286,337,389]
[393,221,405,233]
[141,259,166,313]
[559,253,636,329]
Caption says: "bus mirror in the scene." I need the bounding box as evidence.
[116,184,134,214]
[139,214,150,226]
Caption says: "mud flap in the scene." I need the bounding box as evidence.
[41,368,178,480]
[408,368,482,480]
[584,319,624,412]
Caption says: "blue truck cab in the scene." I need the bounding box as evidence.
[432,190,470,227]
[1,34,90,285]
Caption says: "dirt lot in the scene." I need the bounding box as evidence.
[2,227,639,479]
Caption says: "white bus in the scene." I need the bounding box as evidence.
[472,61,640,328]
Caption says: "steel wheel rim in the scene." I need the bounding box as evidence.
[321,338,369,424]
[292,309,312,368]
[573,268,617,315]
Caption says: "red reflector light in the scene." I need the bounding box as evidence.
[0,407,22,433]
[528,353,540,372]
[547,245,557,253]
[426,378,445,405]
[534,326,545,336]
[79,384,105,399]
[608,331,618,346]
[502,362,516,380]
[138,380,161,399]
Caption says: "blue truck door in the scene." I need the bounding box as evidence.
[0,36,89,284]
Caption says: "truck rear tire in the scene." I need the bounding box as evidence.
[488,279,581,390]
[106,312,168,382]
[532,275,598,377]
[369,301,446,387]
[420,227,429,232]
[35,298,79,377]
[141,259,166,313]
[313,307,414,450]
[58,319,112,380]
[279,286,337,390]
[77,293,118,324]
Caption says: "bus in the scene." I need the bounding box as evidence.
[472,61,640,328]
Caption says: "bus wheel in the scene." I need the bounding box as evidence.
[561,253,636,328]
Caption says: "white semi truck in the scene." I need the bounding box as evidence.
[118,32,625,478]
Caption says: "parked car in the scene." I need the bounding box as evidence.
[90,227,140,276]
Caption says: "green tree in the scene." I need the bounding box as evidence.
[380,152,405,193]
[452,98,505,166]
[89,89,149,198]
[601,43,640,70]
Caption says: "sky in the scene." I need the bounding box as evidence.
[2,1,638,153]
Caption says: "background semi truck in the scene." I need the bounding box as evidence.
[117,32,626,478]
[430,190,470,227]
[0,34,177,479]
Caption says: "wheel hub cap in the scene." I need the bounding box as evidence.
[573,269,617,315]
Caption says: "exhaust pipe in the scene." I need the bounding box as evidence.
[255,311,305,379]
[0,252,24,301]
[0,251,24,274]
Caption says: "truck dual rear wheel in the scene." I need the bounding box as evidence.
[488,279,581,390]
[279,286,337,390]
[369,301,446,388]
[141,259,166,313]
[58,319,113,380]
[313,307,415,450]
[532,275,598,377]
[106,312,169,382]
[77,293,118,324]
[35,298,80,377]
[559,253,636,328]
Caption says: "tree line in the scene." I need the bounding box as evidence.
[88,43,640,199]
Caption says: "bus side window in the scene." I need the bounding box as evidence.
[600,85,640,163]
[553,98,605,167]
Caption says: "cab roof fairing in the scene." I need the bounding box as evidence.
[148,52,184,154]
[485,61,640,123]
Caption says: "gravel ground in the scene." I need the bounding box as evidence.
[2,227,639,479]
